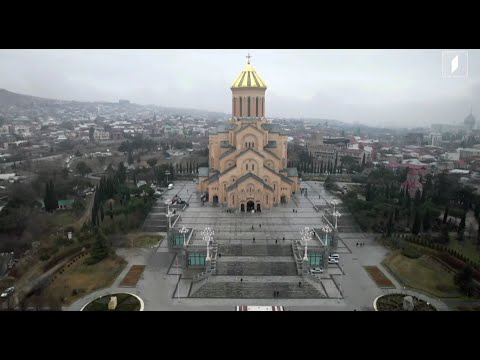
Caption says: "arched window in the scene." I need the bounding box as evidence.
[256,97,259,117]
[246,164,248,171]
[252,142,255,148]
[247,97,251,117]
[239,97,243,117]
[252,164,254,171]
[232,195,235,205]
[274,184,276,190]
[245,142,247,148]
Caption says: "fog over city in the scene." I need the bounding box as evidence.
[0,49,478,127]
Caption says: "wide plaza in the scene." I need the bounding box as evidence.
[68,180,443,311]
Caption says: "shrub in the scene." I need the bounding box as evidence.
[438,253,466,271]
[402,245,422,259]
[39,254,51,261]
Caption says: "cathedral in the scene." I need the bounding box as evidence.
[197,58,299,211]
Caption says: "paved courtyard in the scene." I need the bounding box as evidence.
[67,180,439,311]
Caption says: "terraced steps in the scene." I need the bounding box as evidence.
[190,280,325,299]
[217,244,293,257]
[215,261,298,276]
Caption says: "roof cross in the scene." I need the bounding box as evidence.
[246,53,252,64]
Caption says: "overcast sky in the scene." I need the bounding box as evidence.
[0,49,479,127]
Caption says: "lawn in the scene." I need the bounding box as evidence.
[383,252,461,298]
[131,234,163,248]
[363,266,395,288]
[446,236,480,264]
[50,211,77,227]
[42,255,127,305]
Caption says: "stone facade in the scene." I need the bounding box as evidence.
[197,61,298,211]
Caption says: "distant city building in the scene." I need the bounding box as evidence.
[459,148,480,160]
[119,99,130,104]
[93,129,110,141]
[400,168,423,198]
[403,132,424,146]
[464,108,476,131]
[13,125,31,138]
[429,133,442,146]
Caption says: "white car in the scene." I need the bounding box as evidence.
[329,253,339,259]
[310,267,323,274]
[328,258,339,264]
[168,184,174,190]
[1,286,15,298]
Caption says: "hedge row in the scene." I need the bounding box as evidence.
[42,243,91,273]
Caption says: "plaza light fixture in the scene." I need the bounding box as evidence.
[333,210,342,229]
[201,226,214,261]
[165,170,170,184]
[165,204,174,228]
[300,226,314,262]
[321,224,332,246]
[331,199,339,213]
[179,225,189,245]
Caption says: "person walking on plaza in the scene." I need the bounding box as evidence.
[253,237,255,243]
[259,224,261,229]
[356,242,359,246]
[275,239,278,244]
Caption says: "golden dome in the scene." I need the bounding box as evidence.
[231,63,267,89]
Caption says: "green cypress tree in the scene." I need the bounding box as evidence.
[423,207,431,232]
[412,209,421,235]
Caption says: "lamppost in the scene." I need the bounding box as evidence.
[165,204,174,229]
[338,259,344,303]
[201,227,214,262]
[179,225,189,246]
[333,210,342,229]
[331,199,339,214]
[321,224,332,246]
[165,170,170,185]
[300,226,314,262]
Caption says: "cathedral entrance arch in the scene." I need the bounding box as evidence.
[247,201,255,212]
[280,195,287,204]
[241,204,245,212]
[256,203,261,212]
[212,195,219,205]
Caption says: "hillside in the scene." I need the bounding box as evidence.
[0,88,227,118]
[0,89,55,106]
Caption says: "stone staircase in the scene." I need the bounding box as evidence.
[215,261,298,276]
[190,279,324,299]
[189,243,325,299]
[142,201,180,232]
[218,244,292,257]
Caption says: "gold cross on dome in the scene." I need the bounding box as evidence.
[246,53,252,64]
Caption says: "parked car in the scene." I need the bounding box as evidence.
[310,267,323,274]
[168,184,174,190]
[1,286,15,298]
[329,253,339,259]
[328,258,339,264]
